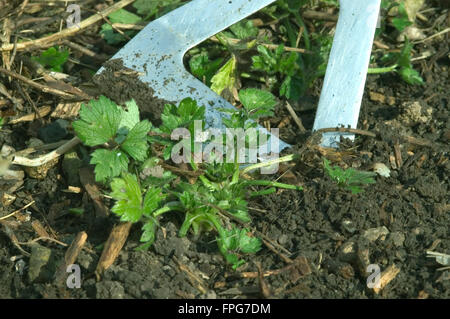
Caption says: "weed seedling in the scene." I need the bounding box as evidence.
[32,46,69,72]
[323,158,377,194]
[73,92,300,270]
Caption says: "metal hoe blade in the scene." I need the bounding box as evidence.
[101,0,380,151]
[100,0,287,151]
[313,0,381,147]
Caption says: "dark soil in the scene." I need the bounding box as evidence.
[0,3,448,300]
[93,59,172,124]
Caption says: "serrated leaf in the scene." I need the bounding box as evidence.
[119,99,141,131]
[229,19,258,39]
[73,96,122,146]
[32,46,69,72]
[91,149,129,183]
[110,173,144,222]
[238,229,261,254]
[392,2,412,32]
[239,88,275,119]
[140,219,157,244]
[108,8,141,24]
[280,76,303,100]
[189,53,223,85]
[143,187,164,216]
[100,9,141,44]
[121,120,151,161]
[133,0,158,16]
[399,67,423,85]
[211,55,237,95]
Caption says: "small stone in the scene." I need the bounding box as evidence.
[341,220,356,234]
[1,193,16,206]
[338,241,357,263]
[369,91,386,103]
[28,243,53,282]
[363,226,390,242]
[373,163,391,177]
[278,234,289,245]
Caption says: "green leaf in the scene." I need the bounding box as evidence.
[143,187,165,216]
[119,99,141,131]
[90,149,129,183]
[238,229,262,254]
[108,9,141,24]
[229,19,258,39]
[189,53,224,85]
[280,76,303,100]
[73,96,122,146]
[32,46,69,72]
[392,2,412,32]
[133,0,183,19]
[121,120,152,161]
[323,158,376,194]
[398,67,423,85]
[217,227,261,269]
[160,98,205,133]
[100,9,141,44]
[110,173,144,222]
[140,219,157,245]
[211,55,237,95]
[239,88,276,119]
[133,0,159,17]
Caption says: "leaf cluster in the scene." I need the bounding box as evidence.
[323,158,377,194]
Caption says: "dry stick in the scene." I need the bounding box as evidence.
[317,127,377,138]
[95,222,132,279]
[8,106,52,124]
[261,238,293,264]
[0,201,35,221]
[16,82,44,124]
[55,231,88,286]
[63,40,107,62]
[0,223,31,257]
[413,27,450,44]
[0,0,136,52]
[12,137,81,167]
[284,101,306,133]
[0,66,77,99]
[302,9,338,22]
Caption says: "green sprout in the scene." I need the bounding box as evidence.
[323,158,377,194]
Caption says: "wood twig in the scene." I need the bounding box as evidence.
[284,101,306,132]
[55,231,88,286]
[0,0,136,52]
[0,66,78,99]
[12,137,81,167]
[95,222,132,279]
[317,127,377,138]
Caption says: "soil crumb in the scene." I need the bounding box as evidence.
[93,59,172,124]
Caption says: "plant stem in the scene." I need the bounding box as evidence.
[240,154,297,175]
[245,179,302,191]
[249,187,276,197]
[153,202,183,217]
[367,64,398,74]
